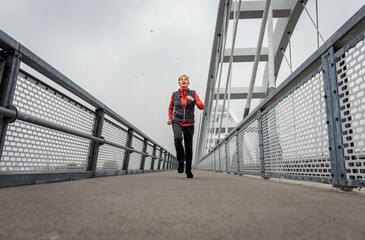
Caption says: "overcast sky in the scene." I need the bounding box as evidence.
[0,0,364,154]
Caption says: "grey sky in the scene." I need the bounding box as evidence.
[0,0,364,154]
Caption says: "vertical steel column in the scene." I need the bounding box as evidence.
[218,145,221,172]
[0,57,4,82]
[167,153,172,169]
[167,154,170,169]
[322,47,348,189]
[235,132,241,174]
[150,144,157,171]
[225,141,229,172]
[162,151,167,170]
[213,150,216,171]
[257,110,267,179]
[0,50,21,160]
[157,149,163,170]
[209,154,211,170]
[87,108,105,176]
[139,138,148,172]
[122,128,134,173]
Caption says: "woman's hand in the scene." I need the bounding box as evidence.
[187,96,195,102]
[167,119,172,125]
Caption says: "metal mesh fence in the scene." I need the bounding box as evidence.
[129,136,144,170]
[0,72,94,173]
[214,147,219,171]
[14,72,95,134]
[97,118,128,170]
[1,122,90,172]
[261,71,331,178]
[220,144,227,172]
[145,144,153,170]
[237,119,261,174]
[336,37,365,180]
[227,136,238,172]
[156,148,162,169]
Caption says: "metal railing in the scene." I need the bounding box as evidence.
[195,5,365,190]
[0,30,177,188]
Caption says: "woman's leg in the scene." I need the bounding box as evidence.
[183,125,194,177]
[172,122,185,173]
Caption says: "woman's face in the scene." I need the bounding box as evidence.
[179,76,189,89]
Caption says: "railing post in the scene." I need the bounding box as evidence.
[322,47,348,189]
[157,148,162,170]
[211,152,213,171]
[235,132,241,175]
[0,50,21,160]
[218,145,221,172]
[167,154,170,169]
[164,153,168,170]
[122,128,134,173]
[162,151,167,170]
[139,138,148,172]
[213,150,216,171]
[225,141,229,172]
[168,154,172,169]
[257,110,268,179]
[150,144,157,171]
[87,108,105,176]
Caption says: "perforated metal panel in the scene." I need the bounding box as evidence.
[336,38,365,180]
[14,72,95,134]
[220,144,227,172]
[1,73,94,173]
[144,144,153,170]
[1,122,91,173]
[156,148,163,169]
[237,120,261,174]
[214,148,219,171]
[227,136,238,172]
[129,136,144,170]
[196,156,208,170]
[262,71,331,178]
[97,118,127,170]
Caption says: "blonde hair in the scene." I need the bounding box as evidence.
[178,75,190,82]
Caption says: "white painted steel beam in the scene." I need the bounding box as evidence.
[230,0,290,19]
[262,0,308,94]
[223,47,268,62]
[214,87,266,99]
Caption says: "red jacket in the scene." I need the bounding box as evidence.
[168,88,204,126]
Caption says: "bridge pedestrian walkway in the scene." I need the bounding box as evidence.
[0,170,364,240]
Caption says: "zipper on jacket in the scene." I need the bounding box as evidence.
[183,107,186,122]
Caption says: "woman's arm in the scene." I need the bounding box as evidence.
[167,94,174,125]
[194,92,204,110]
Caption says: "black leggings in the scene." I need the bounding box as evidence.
[172,122,194,171]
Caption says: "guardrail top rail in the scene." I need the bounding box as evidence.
[0,28,177,188]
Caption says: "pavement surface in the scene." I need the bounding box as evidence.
[0,170,364,240]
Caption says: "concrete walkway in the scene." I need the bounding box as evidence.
[0,170,364,240]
